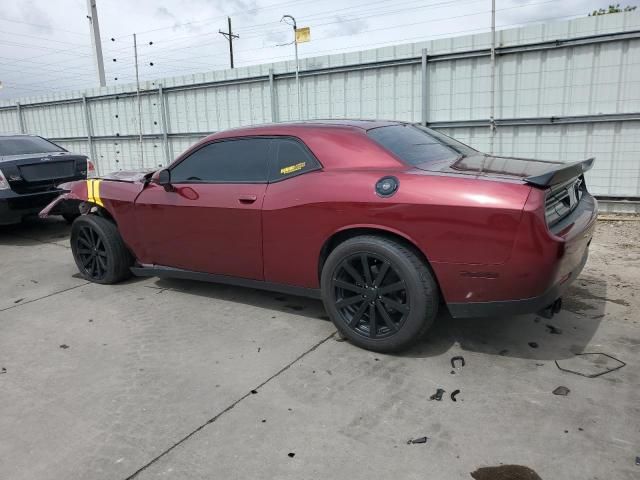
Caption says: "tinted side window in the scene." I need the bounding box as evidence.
[171,138,270,183]
[368,125,469,166]
[270,138,320,181]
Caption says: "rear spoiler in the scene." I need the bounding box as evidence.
[524,157,594,188]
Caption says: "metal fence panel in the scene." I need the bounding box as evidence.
[0,108,20,133]
[1,13,639,199]
[21,102,85,138]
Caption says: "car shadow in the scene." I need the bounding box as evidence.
[0,216,71,246]
[150,277,330,322]
[149,272,606,362]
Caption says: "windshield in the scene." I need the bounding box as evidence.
[0,136,65,156]
[367,124,476,166]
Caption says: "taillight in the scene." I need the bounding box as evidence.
[544,176,583,228]
[87,159,97,178]
[0,169,10,190]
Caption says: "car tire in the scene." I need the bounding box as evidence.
[321,235,439,353]
[70,214,133,284]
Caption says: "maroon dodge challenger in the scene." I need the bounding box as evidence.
[41,120,597,352]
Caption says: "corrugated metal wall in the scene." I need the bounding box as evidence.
[1,12,639,197]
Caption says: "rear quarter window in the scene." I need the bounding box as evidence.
[269,138,321,182]
[367,125,475,166]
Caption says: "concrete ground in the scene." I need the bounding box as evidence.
[0,217,638,480]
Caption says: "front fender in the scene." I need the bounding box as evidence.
[38,179,96,218]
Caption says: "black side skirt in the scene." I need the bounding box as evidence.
[130,265,322,299]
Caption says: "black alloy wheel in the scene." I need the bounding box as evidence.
[321,235,439,353]
[75,223,109,280]
[70,214,133,284]
[333,252,409,339]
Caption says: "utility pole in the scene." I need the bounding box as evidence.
[219,17,239,69]
[86,0,106,87]
[281,14,301,119]
[489,0,496,155]
[133,33,143,167]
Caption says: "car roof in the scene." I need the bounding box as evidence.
[201,119,405,143]
[210,118,405,137]
[268,119,403,129]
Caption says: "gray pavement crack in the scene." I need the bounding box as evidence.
[0,282,90,312]
[123,331,337,480]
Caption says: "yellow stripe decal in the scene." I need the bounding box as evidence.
[93,180,104,207]
[86,179,104,207]
[87,179,94,203]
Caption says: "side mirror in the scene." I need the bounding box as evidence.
[156,169,173,192]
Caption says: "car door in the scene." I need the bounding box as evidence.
[133,137,270,280]
[262,137,324,287]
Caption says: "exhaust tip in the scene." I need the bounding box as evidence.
[537,298,562,319]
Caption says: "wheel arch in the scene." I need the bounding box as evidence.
[317,225,442,296]
[85,202,117,224]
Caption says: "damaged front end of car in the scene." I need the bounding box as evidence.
[38,180,92,219]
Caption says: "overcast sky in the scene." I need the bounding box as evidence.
[0,0,625,100]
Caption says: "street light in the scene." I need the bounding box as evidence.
[281,14,301,119]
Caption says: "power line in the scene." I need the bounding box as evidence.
[0,29,90,48]
[0,16,86,36]
[0,4,600,99]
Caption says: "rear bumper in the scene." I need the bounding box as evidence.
[444,190,597,318]
[447,246,589,318]
[0,189,63,225]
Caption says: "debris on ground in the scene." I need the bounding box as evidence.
[430,388,445,401]
[250,389,258,394]
[59,344,69,349]
[451,356,465,369]
[635,456,639,466]
[287,452,295,458]
[546,324,563,334]
[407,436,428,444]
[528,342,539,349]
[470,464,542,480]
[0,367,6,375]
[555,353,626,378]
[552,386,570,396]
[451,389,461,402]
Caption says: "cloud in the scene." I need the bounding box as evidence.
[264,29,289,45]
[155,6,176,20]
[211,0,259,18]
[324,15,368,37]
[18,0,53,33]
[154,5,207,33]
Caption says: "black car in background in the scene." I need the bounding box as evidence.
[0,135,94,225]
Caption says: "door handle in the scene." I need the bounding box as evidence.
[238,194,257,204]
